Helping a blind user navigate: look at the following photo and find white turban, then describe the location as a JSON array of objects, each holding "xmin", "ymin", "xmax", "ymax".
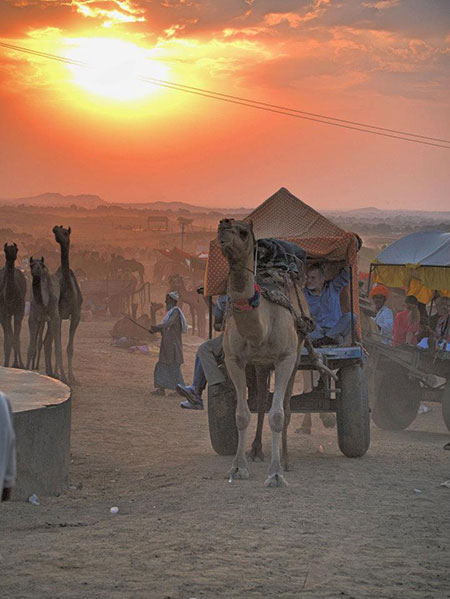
[{"xmin": 168, "ymin": 291, "xmax": 179, "ymax": 302}]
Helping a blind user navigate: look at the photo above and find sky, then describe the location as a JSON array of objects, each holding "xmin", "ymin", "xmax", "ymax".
[{"xmin": 0, "ymin": 0, "xmax": 449, "ymax": 210}]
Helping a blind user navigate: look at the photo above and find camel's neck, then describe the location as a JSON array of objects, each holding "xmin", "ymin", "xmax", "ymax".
[
  {"xmin": 226, "ymin": 245, "xmax": 265, "ymax": 340},
  {"xmin": 59, "ymin": 242, "xmax": 70, "ymax": 272},
  {"xmin": 4, "ymin": 259, "xmax": 16, "ymax": 303},
  {"xmin": 32, "ymin": 274, "xmax": 46, "ymax": 307},
  {"xmin": 227, "ymin": 249, "xmax": 255, "ymax": 300}
]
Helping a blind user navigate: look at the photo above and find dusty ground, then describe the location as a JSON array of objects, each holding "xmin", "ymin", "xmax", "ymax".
[{"xmin": 1, "ymin": 317, "xmax": 450, "ymax": 599}]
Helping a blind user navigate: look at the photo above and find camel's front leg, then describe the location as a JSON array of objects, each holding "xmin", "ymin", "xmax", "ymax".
[
  {"xmin": 265, "ymin": 353, "xmax": 298, "ymax": 488},
  {"xmin": 2, "ymin": 317, "xmax": 13, "ymax": 367},
  {"xmin": 225, "ymin": 356, "xmax": 250, "ymax": 480},
  {"xmin": 67, "ymin": 313, "xmax": 81, "ymax": 385},
  {"xmin": 12, "ymin": 312, "xmax": 24, "ymax": 368},
  {"xmin": 249, "ymin": 367, "xmax": 270, "ymax": 462},
  {"xmin": 281, "ymin": 361, "xmax": 299, "ymax": 472}
]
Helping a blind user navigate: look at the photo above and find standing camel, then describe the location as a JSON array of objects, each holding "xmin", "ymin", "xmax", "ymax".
[
  {"xmin": 168, "ymin": 274, "xmax": 206, "ymax": 337},
  {"xmin": 218, "ymin": 218, "xmax": 308, "ymax": 487},
  {"xmin": 26, "ymin": 257, "xmax": 67, "ymax": 382},
  {"xmin": 53, "ymin": 226, "xmax": 83, "ymax": 384},
  {"xmin": 110, "ymin": 254, "xmax": 145, "ymax": 286},
  {"xmin": 0, "ymin": 243, "xmax": 26, "ymax": 368}
]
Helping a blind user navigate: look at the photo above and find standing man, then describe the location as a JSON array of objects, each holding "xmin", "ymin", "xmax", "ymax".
[
  {"xmin": 150, "ymin": 291, "xmax": 187, "ymax": 396},
  {"xmin": 370, "ymin": 284, "xmax": 394, "ymax": 345},
  {"xmin": 0, "ymin": 391, "xmax": 16, "ymax": 501},
  {"xmin": 305, "ymin": 263, "xmax": 356, "ymax": 346}
]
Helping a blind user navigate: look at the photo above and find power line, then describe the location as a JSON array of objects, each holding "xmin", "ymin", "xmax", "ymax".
[{"xmin": 1, "ymin": 40, "xmax": 449, "ymax": 149}]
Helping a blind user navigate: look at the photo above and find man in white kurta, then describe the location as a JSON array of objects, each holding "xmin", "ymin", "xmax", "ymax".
[
  {"xmin": 370, "ymin": 284, "xmax": 394, "ymax": 345},
  {"xmin": 0, "ymin": 391, "xmax": 16, "ymax": 501}
]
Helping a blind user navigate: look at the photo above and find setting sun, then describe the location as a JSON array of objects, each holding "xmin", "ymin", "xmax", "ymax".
[{"xmin": 63, "ymin": 38, "xmax": 170, "ymax": 101}]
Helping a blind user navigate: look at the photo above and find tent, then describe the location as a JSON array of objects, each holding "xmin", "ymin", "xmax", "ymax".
[
  {"xmin": 204, "ymin": 187, "xmax": 361, "ymax": 295},
  {"xmin": 372, "ymin": 231, "xmax": 450, "ymax": 302}
]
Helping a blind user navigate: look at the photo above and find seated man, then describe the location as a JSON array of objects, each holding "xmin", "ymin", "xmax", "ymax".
[
  {"xmin": 177, "ymin": 295, "xmax": 228, "ymax": 410},
  {"xmin": 305, "ymin": 263, "xmax": 356, "ymax": 346},
  {"xmin": 370, "ymin": 284, "xmax": 394, "ymax": 345}
]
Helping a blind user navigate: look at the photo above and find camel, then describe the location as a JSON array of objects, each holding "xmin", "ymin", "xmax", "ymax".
[
  {"xmin": 109, "ymin": 302, "xmax": 163, "ymax": 344},
  {"xmin": 0, "ymin": 243, "xmax": 26, "ymax": 368},
  {"xmin": 168, "ymin": 274, "xmax": 206, "ymax": 337},
  {"xmin": 218, "ymin": 218, "xmax": 309, "ymax": 487},
  {"xmin": 53, "ymin": 225, "xmax": 83, "ymax": 384},
  {"xmin": 110, "ymin": 253, "xmax": 145, "ymax": 286},
  {"xmin": 26, "ymin": 257, "xmax": 67, "ymax": 382}
]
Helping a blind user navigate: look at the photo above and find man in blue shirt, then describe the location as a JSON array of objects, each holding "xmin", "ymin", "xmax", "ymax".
[{"xmin": 305, "ymin": 264, "xmax": 356, "ymax": 346}]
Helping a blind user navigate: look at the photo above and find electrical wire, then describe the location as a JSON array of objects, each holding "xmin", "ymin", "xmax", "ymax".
[{"xmin": 1, "ymin": 40, "xmax": 449, "ymax": 149}]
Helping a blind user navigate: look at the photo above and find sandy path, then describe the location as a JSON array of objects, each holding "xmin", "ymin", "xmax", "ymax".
[{"xmin": 1, "ymin": 318, "xmax": 450, "ymax": 599}]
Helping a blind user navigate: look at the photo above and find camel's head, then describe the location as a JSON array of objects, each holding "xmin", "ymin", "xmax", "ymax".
[
  {"xmin": 218, "ymin": 218, "xmax": 255, "ymax": 265},
  {"xmin": 4, "ymin": 242, "xmax": 18, "ymax": 262},
  {"xmin": 150, "ymin": 301, "xmax": 164, "ymax": 315},
  {"xmin": 29, "ymin": 256, "xmax": 47, "ymax": 278},
  {"xmin": 53, "ymin": 225, "xmax": 71, "ymax": 246},
  {"xmin": 168, "ymin": 273, "xmax": 182, "ymax": 288}
]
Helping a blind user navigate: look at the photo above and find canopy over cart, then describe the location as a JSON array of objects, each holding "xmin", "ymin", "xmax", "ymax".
[{"xmin": 371, "ymin": 230, "xmax": 450, "ymax": 303}]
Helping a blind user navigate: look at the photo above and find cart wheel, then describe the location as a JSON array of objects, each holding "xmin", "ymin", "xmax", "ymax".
[
  {"xmin": 371, "ymin": 370, "xmax": 421, "ymax": 430},
  {"xmin": 442, "ymin": 383, "xmax": 450, "ymax": 432},
  {"xmin": 336, "ymin": 364, "xmax": 370, "ymax": 458},
  {"xmin": 208, "ymin": 380, "xmax": 238, "ymax": 456}
]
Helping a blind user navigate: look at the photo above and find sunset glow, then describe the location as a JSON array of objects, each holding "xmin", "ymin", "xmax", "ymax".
[
  {"xmin": 64, "ymin": 38, "xmax": 169, "ymax": 101},
  {"xmin": 0, "ymin": 1, "xmax": 448, "ymax": 209}
]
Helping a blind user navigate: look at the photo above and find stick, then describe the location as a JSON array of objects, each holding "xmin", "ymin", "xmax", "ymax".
[{"xmin": 119, "ymin": 312, "xmax": 151, "ymax": 333}]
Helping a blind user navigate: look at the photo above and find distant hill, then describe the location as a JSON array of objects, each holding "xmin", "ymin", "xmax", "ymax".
[
  {"xmin": 0, "ymin": 192, "xmax": 107, "ymax": 208},
  {"xmin": 112, "ymin": 200, "xmax": 250, "ymax": 214}
]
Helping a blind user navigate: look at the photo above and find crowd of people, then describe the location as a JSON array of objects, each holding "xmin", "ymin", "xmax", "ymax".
[{"xmin": 370, "ymin": 285, "xmax": 450, "ymax": 349}]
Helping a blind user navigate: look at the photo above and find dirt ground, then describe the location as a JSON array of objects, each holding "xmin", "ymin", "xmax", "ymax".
[{"xmin": 1, "ymin": 317, "xmax": 450, "ymax": 599}]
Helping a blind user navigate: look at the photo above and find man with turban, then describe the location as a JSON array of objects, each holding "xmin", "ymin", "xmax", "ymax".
[
  {"xmin": 150, "ymin": 291, "xmax": 187, "ymax": 396},
  {"xmin": 370, "ymin": 284, "xmax": 394, "ymax": 345}
]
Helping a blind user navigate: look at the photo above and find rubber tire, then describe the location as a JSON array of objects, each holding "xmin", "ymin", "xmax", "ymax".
[
  {"xmin": 442, "ymin": 383, "xmax": 450, "ymax": 432},
  {"xmin": 336, "ymin": 364, "xmax": 370, "ymax": 458},
  {"xmin": 208, "ymin": 381, "xmax": 238, "ymax": 456},
  {"xmin": 371, "ymin": 369, "xmax": 421, "ymax": 431}
]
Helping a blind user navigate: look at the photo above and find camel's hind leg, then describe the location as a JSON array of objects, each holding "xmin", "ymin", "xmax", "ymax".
[
  {"xmin": 225, "ymin": 357, "xmax": 250, "ymax": 480},
  {"xmin": 265, "ymin": 353, "xmax": 298, "ymax": 488},
  {"xmin": 67, "ymin": 313, "xmax": 81, "ymax": 385}
]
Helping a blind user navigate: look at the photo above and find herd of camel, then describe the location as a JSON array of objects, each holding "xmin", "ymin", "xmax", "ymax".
[
  {"xmin": 0, "ymin": 222, "xmax": 210, "ymax": 386},
  {"xmin": 0, "ymin": 226, "xmax": 82, "ymax": 385}
]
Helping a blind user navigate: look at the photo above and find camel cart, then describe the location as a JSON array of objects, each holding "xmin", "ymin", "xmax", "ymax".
[
  {"xmin": 204, "ymin": 188, "xmax": 370, "ymax": 458},
  {"xmin": 365, "ymin": 231, "xmax": 450, "ymax": 431}
]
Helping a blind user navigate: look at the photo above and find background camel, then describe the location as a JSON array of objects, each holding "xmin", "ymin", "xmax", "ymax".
[
  {"xmin": 26, "ymin": 257, "xmax": 67, "ymax": 382},
  {"xmin": 0, "ymin": 243, "xmax": 26, "ymax": 368},
  {"xmin": 53, "ymin": 225, "xmax": 83, "ymax": 384},
  {"xmin": 168, "ymin": 274, "xmax": 206, "ymax": 337},
  {"xmin": 109, "ymin": 253, "xmax": 145, "ymax": 286},
  {"xmin": 218, "ymin": 218, "xmax": 308, "ymax": 487}
]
